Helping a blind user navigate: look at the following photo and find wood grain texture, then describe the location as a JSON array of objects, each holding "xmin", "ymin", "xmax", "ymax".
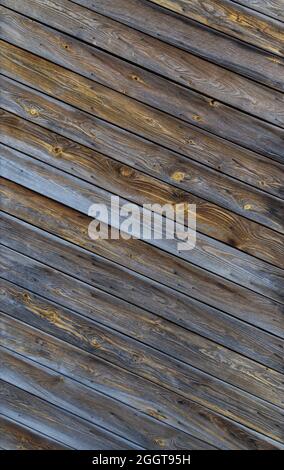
[
  {"xmin": 2, "ymin": 82, "xmax": 284, "ymax": 273},
  {"xmin": 1, "ymin": 242, "xmax": 283, "ymax": 408},
  {"xmin": 1, "ymin": 180, "xmax": 283, "ymax": 373},
  {"xmin": 1, "ymin": 0, "xmax": 283, "ymax": 450},
  {"xmin": 1, "ymin": 312, "xmax": 281, "ymax": 450},
  {"xmin": 1, "ymin": 347, "xmax": 213, "ymax": 450},
  {"xmin": 2, "ymin": 0, "xmax": 284, "ymax": 119},
  {"xmin": 1, "ymin": 308, "xmax": 283, "ymax": 448},
  {"xmin": 70, "ymin": 0, "xmax": 284, "ymax": 91},
  {"xmin": 2, "ymin": 55, "xmax": 283, "ymax": 204},
  {"xmin": 1, "ymin": 152, "xmax": 284, "ymax": 337},
  {"xmin": 2, "ymin": 40, "xmax": 283, "ymax": 173},
  {"xmin": 0, "ymin": 414, "xmax": 71, "ymax": 450},
  {"xmin": 1, "ymin": 122, "xmax": 284, "ymax": 304},
  {"xmin": 2, "ymin": 8, "xmax": 284, "ymax": 148},
  {"xmin": 231, "ymin": 0, "xmax": 284, "ymax": 22},
  {"xmin": 146, "ymin": 0, "xmax": 284, "ymax": 55},
  {"xmin": 0, "ymin": 378, "xmax": 141, "ymax": 450}
]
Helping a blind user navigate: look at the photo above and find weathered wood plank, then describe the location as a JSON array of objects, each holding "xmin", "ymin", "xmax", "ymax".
[
  {"xmin": 1, "ymin": 182, "xmax": 283, "ymax": 372},
  {"xmin": 232, "ymin": 0, "xmax": 284, "ymax": 22},
  {"xmin": 2, "ymin": 0, "xmax": 284, "ymax": 119},
  {"xmin": 1, "ymin": 107, "xmax": 283, "ymax": 253},
  {"xmin": 2, "ymin": 84, "xmax": 284, "ymax": 272},
  {"xmin": 2, "ymin": 41, "xmax": 283, "ymax": 172},
  {"xmin": 1, "ymin": 126, "xmax": 284, "ymax": 302},
  {"xmin": 0, "ymin": 378, "xmax": 141, "ymax": 450},
  {"xmin": 0, "ymin": 414, "xmax": 72, "ymax": 450},
  {"xmin": 1, "ymin": 247, "xmax": 283, "ymax": 408},
  {"xmin": 145, "ymin": 0, "xmax": 284, "ymax": 55},
  {"xmin": 1, "ymin": 312, "xmax": 280, "ymax": 450},
  {"xmin": 2, "ymin": 111, "xmax": 283, "ymax": 241},
  {"xmin": 0, "ymin": 347, "xmax": 215, "ymax": 450},
  {"xmin": 1, "ymin": 11, "xmax": 284, "ymax": 162},
  {"xmin": 1, "ymin": 310, "xmax": 283, "ymax": 445},
  {"xmin": 1, "ymin": 144, "xmax": 284, "ymax": 314},
  {"xmin": 70, "ymin": 0, "xmax": 284, "ymax": 90}
]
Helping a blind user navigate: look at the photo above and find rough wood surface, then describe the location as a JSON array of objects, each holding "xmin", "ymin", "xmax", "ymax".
[
  {"xmin": 1, "ymin": 0, "xmax": 283, "ymax": 449},
  {"xmin": 1, "ymin": 180, "xmax": 283, "ymax": 373},
  {"xmin": 2, "ymin": 1, "xmax": 284, "ymax": 117},
  {"xmin": 0, "ymin": 414, "xmax": 72, "ymax": 450},
  {"xmin": 0, "ymin": 315, "xmax": 282, "ymax": 448},
  {"xmin": 231, "ymin": 0, "xmax": 284, "ymax": 22},
  {"xmin": 146, "ymin": 0, "xmax": 284, "ymax": 55}
]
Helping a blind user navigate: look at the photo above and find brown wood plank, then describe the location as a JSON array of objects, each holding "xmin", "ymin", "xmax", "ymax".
[
  {"xmin": 2, "ymin": 1, "xmax": 284, "ymax": 119},
  {"xmin": 0, "ymin": 346, "xmax": 215, "ymax": 450},
  {"xmin": 232, "ymin": 0, "xmax": 284, "ymax": 22},
  {"xmin": 1, "ymin": 243, "xmax": 283, "ymax": 409},
  {"xmin": 1, "ymin": 124, "xmax": 284, "ymax": 303},
  {"xmin": 1, "ymin": 181, "xmax": 283, "ymax": 372},
  {"xmin": 2, "ymin": 40, "xmax": 283, "ymax": 174},
  {"xmin": 1, "ymin": 307, "xmax": 284, "ymax": 445},
  {"xmin": 2, "ymin": 111, "xmax": 283, "ymax": 239},
  {"xmin": 2, "ymin": 84, "xmax": 284, "ymax": 273},
  {"xmin": 70, "ymin": 0, "xmax": 284, "ymax": 90},
  {"xmin": 1, "ymin": 9, "xmax": 284, "ymax": 160},
  {"xmin": 1, "ymin": 142, "xmax": 284, "ymax": 310},
  {"xmin": 1, "ymin": 312, "xmax": 280, "ymax": 450},
  {"xmin": 145, "ymin": 0, "xmax": 284, "ymax": 55},
  {"xmin": 0, "ymin": 378, "xmax": 141, "ymax": 450},
  {"xmin": 0, "ymin": 414, "xmax": 72, "ymax": 450}
]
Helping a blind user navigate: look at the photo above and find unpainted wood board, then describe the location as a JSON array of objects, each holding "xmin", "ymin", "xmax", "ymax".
[
  {"xmin": 0, "ymin": 414, "xmax": 71, "ymax": 450},
  {"xmin": 1, "ymin": 311, "xmax": 280, "ymax": 450},
  {"xmin": 145, "ymin": 0, "xmax": 284, "ymax": 55},
  {"xmin": 2, "ymin": 82, "xmax": 284, "ymax": 272},
  {"xmin": 1, "ymin": 309, "xmax": 284, "ymax": 445},
  {"xmin": 232, "ymin": 0, "xmax": 284, "ymax": 21},
  {"xmin": 70, "ymin": 0, "xmax": 284, "ymax": 90},
  {"xmin": 1, "ymin": 151, "xmax": 283, "ymax": 336},
  {"xmin": 2, "ymin": 41, "xmax": 283, "ymax": 173},
  {"xmin": 2, "ymin": 10, "xmax": 284, "ymax": 159},
  {"xmin": 0, "ymin": 378, "xmax": 141, "ymax": 450},
  {"xmin": 1, "ymin": 181, "xmax": 283, "ymax": 372},
  {"xmin": 0, "ymin": 347, "xmax": 215, "ymax": 450},
  {"xmin": 2, "ymin": 110, "xmax": 284, "ymax": 251},
  {"xmin": 1, "ymin": 130, "xmax": 284, "ymax": 304},
  {"xmin": 1, "ymin": 244, "xmax": 283, "ymax": 409},
  {"xmin": 2, "ymin": 0, "xmax": 284, "ymax": 117}
]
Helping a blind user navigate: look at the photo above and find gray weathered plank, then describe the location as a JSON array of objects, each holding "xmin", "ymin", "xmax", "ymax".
[
  {"xmin": 1, "ymin": 311, "xmax": 281, "ymax": 449},
  {"xmin": 145, "ymin": 0, "xmax": 284, "ymax": 55},
  {"xmin": 0, "ymin": 347, "xmax": 215, "ymax": 450},
  {"xmin": 0, "ymin": 414, "xmax": 72, "ymax": 450},
  {"xmin": 1, "ymin": 181, "xmax": 283, "ymax": 372},
  {"xmin": 1, "ymin": 310, "xmax": 283, "ymax": 444},
  {"xmin": 2, "ymin": 0, "xmax": 284, "ymax": 118},
  {"xmin": 0, "ymin": 378, "xmax": 141, "ymax": 450}
]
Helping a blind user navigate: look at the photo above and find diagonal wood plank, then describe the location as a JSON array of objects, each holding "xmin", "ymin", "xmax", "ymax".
[
  {"xmin": 1, "ymin": 182, "xmax": 283, "ymax": 372},
  {"xmin": 0, "ymin": 378, "xmax": 141, "ymax": 450},
  {"xmin": 1, "ymin": 311, "xmax": 281, "ymax": 450},
  {"xmin": 145, "ymin": 0, "xmax": 284, "ymax": 55},
  {"xmin": 2, "ymin": 143, "xmax": 284, "ymax": 311},
  {"xmin": 1, "ymin": 246, "xmax": 283, "ymax": 406},
  {"xmin": 2, "ymin": 81, "xmax": 284, "ymax": 271},
  {"xmin": 69, "ymin": 0, "xmax": 284, "ymax": 90},
  {"xmin": 1, "ymin": 10, "xmax": 284, "ymax": 157},
  {"xmin": 1, "ymin": 347, "xmax": 212, "ymax": 449},
  {"xmin": 1, "ymin": 308, "xmax": 283, "ymax": 444},
  {"xmin": 0, "ymin": 414, "xmax": 72, "ymax": 450},
  {"xmin": 231, "ymin": 0, "xmax": 284, "ymax": 22},
  {"xmin": 2, "ymin": 0, "xmax": 284, "ymax": 117},
  {"xmin": 2, "ymin": 40, "xmax": 283, "ymax": 171}
]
